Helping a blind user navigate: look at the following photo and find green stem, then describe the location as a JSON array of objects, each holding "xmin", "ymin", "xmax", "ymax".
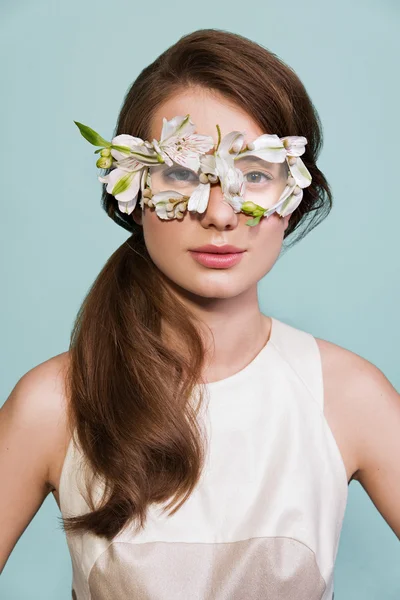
[{"xmin": 215, "ymin": 124, "xmax": 221, "ymax": 152}]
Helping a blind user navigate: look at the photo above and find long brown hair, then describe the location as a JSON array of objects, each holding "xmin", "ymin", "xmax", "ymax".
[{"xmin": 62, "ymin": 28, "xmax": 333, "ymax": 539}]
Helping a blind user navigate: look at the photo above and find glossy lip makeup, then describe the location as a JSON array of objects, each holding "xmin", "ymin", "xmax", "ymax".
[{"xmin": 189, "ymin": 245, "xmax": 246, "ymax": 269}]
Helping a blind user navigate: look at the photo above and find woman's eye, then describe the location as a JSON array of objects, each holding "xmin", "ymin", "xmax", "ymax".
[
  {"xmin": 245, "ymin": 171, "xmax": 272, "ymax": 184},
  {"xmin": 165, "ymin": 168, "xmax": 198, "ymax": 182}
]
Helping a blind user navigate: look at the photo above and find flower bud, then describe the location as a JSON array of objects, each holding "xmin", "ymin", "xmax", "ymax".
[
  {"xmin": 166, "ymin": 203, "xmax": 174, "ymax": 211},
  {"xmin": 246, "ymin": 142, "xmax": 255, "ymax": 151},
  {"xmin": 241, "ymin": 201, "xmax": 258, "ymax": 212},
  {"xmin": 199, "ymin": 173, "xmax": 209, "ymax": 184},
  {"xmin": 96, "ymin": 156, "xmax": 113, "ymax": 169},
  {"xmin": 208, "ymin": 174, "xmax": 218, "ymax": 183},
  {"xmin": 100, "ymin": 148, "xmax": 111, "ymax": 157},
  {"xmin": 177, "ymin": 202, "xmax": 187, "ymax": 212},
  {"xmin": 142, "ymin": 188, "xmax": 152, "ymax": 198}
]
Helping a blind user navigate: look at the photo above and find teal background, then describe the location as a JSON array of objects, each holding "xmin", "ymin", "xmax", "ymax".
[{"xmin": 1, "ymin": 0, "xmax": 399, "ymax": 597}]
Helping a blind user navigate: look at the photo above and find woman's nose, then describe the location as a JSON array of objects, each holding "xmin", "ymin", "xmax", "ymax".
[{"xmin": 198, "ymin": 182, "xmax": 239, "ymax": 230}]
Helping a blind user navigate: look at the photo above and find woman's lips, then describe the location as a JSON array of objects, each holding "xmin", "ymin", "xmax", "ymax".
[{"xmin": 189, "ymin": 251, "xmax": 245, "ymax": 268}]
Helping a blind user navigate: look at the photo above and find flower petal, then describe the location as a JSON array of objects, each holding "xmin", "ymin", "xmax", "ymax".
[
  {"xmin": 114, "ymin": 157, "xmax": 143, "ymax": 172},
  {"xmin": 219, "ymin": 166, "xmax": 245, "ymax": 206},
  {"xmin": 277, "ymin": 188, "xmax": 303, "ymax": 217},
  {"xmin": 241, "ymin": 134, "xmax": 287, "ymax": 163},
  {"xmin": 112, "ymin": 134, "xmax": 144, "ymax": 147},
  {"xmin": 151, "ymin": 190, "xmax": 187, "ymax": 220},
  {"xmin": 116, "ymin": 144, "xmax": 159, "ymax": 166},
  {"xmin": 153, "ymin": 202, "xmax": 170, "ymax": 220},
  {"xmin": 160, "ymin": 115, "xmax": 196, "ymax": 142},
  {"xmin": 226, "ymin": 195, "xmax": 243, "ymax": 212},
  {"xmin": 110, "ymin": 134, "xmax": 145, "ymax": 161},
  {"xmin": 215, "ymin": 153, "xmax": 230, "ymax": 178},
  {"xmin": 183, "ymin": 134, "xmax": 215, "ymax": 153},
  {"xmin": 166, "ymin": 149, "xmax": 200, "ymax": 172},
  {"xmin": 218, "ymin": 131, "xmax": 245, "ymax": 159},
  {"xmin": 118, "ymin": 195, "xmax": 138, "ymax": 215},
  {"xmin": 200, "ymin": 154, "xmax": 217, "ymax": 175},
  {"xmin": 288, "ymin": 157, "xmax": 312, "ymax": 188},
  {"xmin": 107, "ymin": 168, "xmax": 142, "ymax": 202},
  {"xmin": 214, "ymin": 132, "xmax": 246, "ymax": 178},
  {"xmin": 140, "ymin": 167, "xmax": 148, "ymax": 192},
  {"xmin": 152, "ymin": 140, "xmax": 173, "ymax": 166},
  {"xmin": 188, "ymin": 183, "xmax": 210, "ymax": 213},
  {"xmin": 151, "ymin": 190, "xmax": 187, "ymax": 203},
  {"xmin": 281, "ymin": 136, "xmax": 308, "ymax": 157},
  {"xmin": 261, "ymin": 184, "xmax": 294, "ymax": 216}
]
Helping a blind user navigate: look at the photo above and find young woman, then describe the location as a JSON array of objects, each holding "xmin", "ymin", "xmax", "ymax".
[{"xmin": 1, "ymin": 28, "xmax": 399, "ymax": 600}]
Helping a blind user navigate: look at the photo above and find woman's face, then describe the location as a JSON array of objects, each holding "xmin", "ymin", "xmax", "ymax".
[{"xmin": 132, "ymin": 88, "xmax": 291, "ymax": 300}]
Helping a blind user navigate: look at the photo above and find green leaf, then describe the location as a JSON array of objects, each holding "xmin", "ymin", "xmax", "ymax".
[
  {"xmin": 94, "ymin": 148, "xmax": 103, "ymax": 154},
  {"xmin": 74, "ymin": 121, "xmax": 111, "ymax": 147},
  {"xmin": 112, "ymin": 172, "xmax": 135, "ymax": 196},
  {"xmin": 245, "ymin": 215, "xmax": 262, "ymax": 227}
]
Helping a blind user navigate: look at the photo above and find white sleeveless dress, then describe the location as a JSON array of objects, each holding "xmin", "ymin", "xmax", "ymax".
[{"xmin": 59, "ymin": 316, "xmax": 348, "ymax": 599}]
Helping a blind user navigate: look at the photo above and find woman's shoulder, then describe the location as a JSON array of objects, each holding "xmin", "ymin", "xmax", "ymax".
[
  {"xmin": 315, "ymin": 335, "xmax": 400, "ymax": 536},
  {"xmin": 4, "ymin": 351, "xmax": 72, "ymax": 493},
  {"xmin": 314, "ymin": 335, "xmax": 379, "ymax": 392},
  {"xmin": 314, "ymin": 335, "xmax": 398, "ymax": 478},
  {"xmin": 0, "ymin": 352, "xmax": 73, "ymax": 566},
  {"xmin": 12, "ymin": 350, "xmax": 71, "ymax": 420}
]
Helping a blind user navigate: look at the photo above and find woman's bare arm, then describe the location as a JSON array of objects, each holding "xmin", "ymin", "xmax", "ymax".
[
  {"xmin": 318, "ymin": 338, "xmax": 400, "ymax": 539},
  {"xmin": 348, "ymin": 356, "xmax": 400, "ymax": 539},
  {"xmin": 0, "ymin": 353, "xmax": 69, "ymax": 573}
]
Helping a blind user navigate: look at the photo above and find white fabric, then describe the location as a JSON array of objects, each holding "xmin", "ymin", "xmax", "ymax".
[{"xmin": 59, "ymin": 316, "xmax": 348, "ymax": 599}]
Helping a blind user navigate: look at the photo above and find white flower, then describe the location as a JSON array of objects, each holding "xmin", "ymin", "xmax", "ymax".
[
  {"xmin": 99, "ymin": 166, "xmax": 145, "ymax": 214},
  {"xmin": 110, "ymin": 134, "xmax": 148, "ymax": 161},
  {"xmin": 238, "ymin": 133, "xmax": 312, "ymax": 220},
  {"xmin": 216, "ymin": 130, "xmax": 245, "ymax": 168},
  {"xmin": 151, "ymin": 191, "xmax": 188, "ymax": 220},
  {"xmin": 263, "ymin": 183, "xmax": 303, "ymax": 218},
  {"xmin": 199, "ymin": 154, "xmax": 217, "ymax": 176},
  {"xmin": 220, "ymin": 166, "xmax": 246, "ymax": 212},
  {"xmin": 150, "ymin": 182, "xmax": 211, "ymax": 220},
  {"xmin": 196, "ymin": 130, "xmax": 247, "ymax": 213},
  {"xmin": 261, "ymin": 155, "xmax": 312, "ymax": 219},
  {"xmin": 287, "ymin": 156, "xmax": 312, "ymax": 188},
  {"xmin": 272, "ymin": 153, "xmax": 312, "ymax": 217},
  {"xmin": 281, "ymin": 136, "xmax": 307, "ymax": 157},
  {"xmin": 277, "ymin": 186, "xmax": 304, "ymax": 217},
  {"xmin": 77, "ymin": 116, "xmax": 314, "ymax": 224},
  {"xmin": 139, "ymin": 170, "xmax": 151, "ymax": 210},
  {"xmin": 151, "ymin": 115, "xmax": 215, "ymax": 171},
  {"xmin": 187, "ymin": 182, "xmax": 211, "ymax": 214},
  {"xmin": 239, "ymin": 134, "xmax": 287, "ymax": 163}
]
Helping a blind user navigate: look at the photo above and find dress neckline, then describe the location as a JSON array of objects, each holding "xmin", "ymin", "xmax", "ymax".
[{"xmin": 197, "ymin": 316, "xmax": 277, "ymax": 391}]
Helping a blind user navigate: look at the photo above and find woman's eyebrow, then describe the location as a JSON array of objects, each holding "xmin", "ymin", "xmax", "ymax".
[{"xmin": 235, "ymin": 155, "xmax": 276, "ymax": 166}]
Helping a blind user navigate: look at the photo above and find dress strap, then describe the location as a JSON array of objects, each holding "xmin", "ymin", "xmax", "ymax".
[{"xmin": 270, "ymin": 316, "xmax": 324, "ymax": 411}]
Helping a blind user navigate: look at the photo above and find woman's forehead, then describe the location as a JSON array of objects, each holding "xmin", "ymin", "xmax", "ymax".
[{"xmin": 149, "ymin": 90, "xmax": 265, "ymax": 144}]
